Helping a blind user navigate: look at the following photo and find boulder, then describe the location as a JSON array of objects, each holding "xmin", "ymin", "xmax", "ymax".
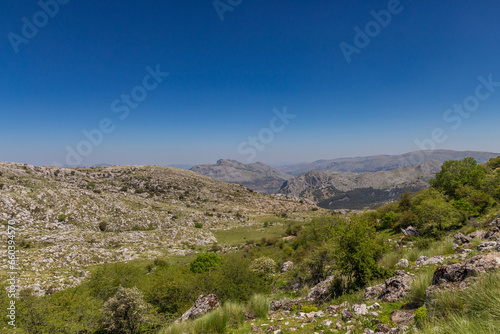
[
  {"xmin": 352, "ymin": 304, "xmax": 368, "ymax": 316},
  {"xmin": 364, "ymin": 283, "xmax": 385, "ymax": 300},
  {"xmin": 454, "ymin": 232, "xmax": 471, "ymax": 244},
  {"xmin": 269, "ymin": 298, "xmax": 302, "ymax": 311},
  {"xmin": 305, "ymin": 276, "xmax": 335, "ymax": 302},
  {"xmin": 379, "ymin": 272, "xmax": 413, "ymax": 303},
  {"xmin": 415, "ymin": 255, "xmax": 444, "ymax": 266},
  {"xmin": 485, "ymin": 227, "xmax": 500, "ymax": 240},
  {"xmin": 401, "ymin": 226, "xmax": 420, "ymax": 237},
  {"xmin": 280, "ymin": 261, "xmax": 294, "ymax": 273},
  {"xmin": 395, "ymin": 259, "xmax": 409, "ymax": 268},
  {"xmin": 375, "ymin": 324, "xmax": 391, "ymax": 333},
  {"xmin": 468, "ymin": 230, "xmax": 486, "ymax": 240},
  {"xmin": 432, "ymin": 252, "xmax": 500, "ymax": 285},
  {"xmin": 390, "ymin": 310, "xmax": 415, "ymax": 325},
  {"xmin": 177, "ymin": 294, "xmax": 220, "ymax": 322},
  {"xmin": 477, "ymin": 241, "xmax": 498, "ymax": 252}
]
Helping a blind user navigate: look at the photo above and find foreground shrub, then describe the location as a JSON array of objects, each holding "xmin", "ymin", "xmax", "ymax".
[
  {"xmin": 102, "ymin": 286, "xmax": 152, "ymax": 334},
  {"xmin": 247, "ymin": 294, "xmax": 269, "ymax": 319}
]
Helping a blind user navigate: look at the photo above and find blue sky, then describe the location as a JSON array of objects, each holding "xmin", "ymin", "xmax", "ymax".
[{"xmin": 1, "ymin": 0, "xmax": 499, "ymax": 166}]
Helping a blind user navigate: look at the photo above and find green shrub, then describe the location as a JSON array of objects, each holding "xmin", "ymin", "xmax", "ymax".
[
  {"xmin": 190, "ymin": 253, "xmax": 222, "ymax": 274},
  {"xmin": 301, "ymin": 304, "xmax": 318, "ymax": 313},
  {"xmin": 194, "ymin": 222, "xmax": 203, "ymax": 228},
  {"xmin": 414, "ymin": 307, "xmax": 428, "ymax": 328},
  {"xmin": 249, "ymin": 257, "xmax": 277, "ymax": 280},
  {"xmin": 101, "ymin": 286, "xmax": 152, "ymax": 334},
  {"xmin": 57, "ymin": 214, "xmax": 67, "ymax": 222}
]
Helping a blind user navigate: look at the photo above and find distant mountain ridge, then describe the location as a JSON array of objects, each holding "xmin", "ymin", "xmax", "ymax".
[
  {"xmin": 190, "ymin": 159, "xmax": 292, "ymax": 193},
  {"xmin": 279, "ymin": 160, "xmax": 443, "ymax": 209},
  {"xmin": 277, "ymin": 150, "xmax": 500, "ymax": 176}
]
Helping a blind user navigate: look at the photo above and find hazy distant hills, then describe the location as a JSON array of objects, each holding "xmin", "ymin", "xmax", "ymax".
[
  {"xmin": 190, "ymin": 159, "xmax": 292, "ymax": 194},
  {"xmin": 191, "ymin": 150, "xmax": 500, "ymax": 209},
  {"xmin": 276, "ymin": 150, "xmax": 500, "ymax": 176},
  {"xmin": 279, "ymin": 160, "xmax": 443, "ymax": 209}
]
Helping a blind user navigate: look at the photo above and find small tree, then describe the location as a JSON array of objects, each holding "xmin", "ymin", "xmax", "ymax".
[
  {"xmin": 249, "ymin": 257, "xmax": 277, "ymax": 280},
  {"xmin": 102, "ymin": 286, "xmax": 151, "ymax": 334},
  {"xmin": 190, "ymin": 253, "xmax": 222, "ymax": 273}
]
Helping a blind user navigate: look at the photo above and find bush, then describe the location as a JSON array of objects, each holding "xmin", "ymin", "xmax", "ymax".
[
  {"xmin": 190, "ymin": 253, "xmax": 222, "ymax": 273},
  {"xmin": 249, "ymin": 257, "xmax": 277, "ymax": 280},
  {"xmin": 57, "ymin": 214, "xmax": 67, "ymax": 222},
  {"xmin": 102, "ymin": 286, "xmax": 152, "ymax": 334},
  {"xmin": 194, "ymin": 222, "xmax": 203, "ymax": 228}
]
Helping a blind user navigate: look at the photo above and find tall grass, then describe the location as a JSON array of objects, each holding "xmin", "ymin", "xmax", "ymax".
[
  {"xmin": 420, "ymin": 271, "xmax": 500, "ymax": 334},
  {"xmin": 247, "ymin": 294, "xmax": 269, "ymax": 319},
  {"xmin": 408, "ymin": 267, "xmax": 435, "ymax": 306},
  {"xmin": 159, "ymin": 298, "xmax": 255, "ymax": 334}
]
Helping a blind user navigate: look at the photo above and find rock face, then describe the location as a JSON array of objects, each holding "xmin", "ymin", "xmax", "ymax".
[
  {"xmin": 280, "ymin": 261, "xmax": 294, "ymax": 273},
  {"xmin": 177, "ymin": 294, "xmax": 220, "ymax": 322},
  {"xmin": 484, "ymin": 227, "xmax": 499, "ymax": 240},
  {"xmin": 401, "ymin": 226, "xmax": 420, "ymax": 237},
  {"xmin": 432, "ymin": 252, "xmax": 500, "ymax": 285},
  {"xmin": 365, "ymin": 271, "xmax": 412, "ymax": 303},
  {"xmin": 305, "ymin": 276, "xmax": 335, "ymax": 302},
  {"xmin": 468, "ymin": 230, "xmax": 486, "ymax": 240}
]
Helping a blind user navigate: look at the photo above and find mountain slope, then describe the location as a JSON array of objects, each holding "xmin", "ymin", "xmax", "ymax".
[
  {"xmin": 190, "ymin": 159, "xmax": 293, "ymax": 193},
  {"xmin": 280, "ymin": 160, "xmax": 443, "ymax": 209},
  {"xmin": 0, "ymin": 162, "xmax": 316, "ymax": 294},
  {"xmin": 277, "ymin": 150, "xmax": 500, "ymax": 176}
]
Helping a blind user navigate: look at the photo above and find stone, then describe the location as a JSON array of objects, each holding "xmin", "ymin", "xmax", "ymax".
[
  {"xmin": 477, "ymin": 241, "xmax": 498, "ymax": 252},
  {"xmin": 306, "ymin": 276, "xmax": 335, "ymax": 302},
  {"xmin": 379, "ymin": 273, "xmax": 413, "ymax": 302},
  {"xmin": 369, "ymin": 311, "xmax": 379, "ymax": 317},
  {"xmin": 415, "ymin": 255, "xmax": 444, "ymax": 266},
  {"xmin": 280, "ymin": 261, "xmax": 294, "ymax": 273},
  {"xmin": 324, "ymin": 319, "xmax": 333, "ymax": 327},
  {"xmin": 454, "ymin": 232, "xmax": 471, "ymax": 244},
  {"xmin": 390, "ymin": 310, "xmax": 415, "ymax": 325},
  {"xmin": 364, "ymin": 283, "xmax": 385, "ymax": 300},
  {"xmin": 468, "ymin": 230, "xmax": 486, "ymax": 240},
  {"xmin": 177, "ymin": 294, "xmax": 220, "ymax": 322},
  {"xmin": 269, "ymin": 298, "xmax": 302, "ymax": 311},
  {"xmin": 265, "ymin": 325, "xmax": 281, "ymax": 333},
  {"xmin": 341, "ymin": 308, "xmax": 353, "ymax": 321},
  {"xmin": 368, "ymin": 302, "xmax": 381, "ymax": 310},
  {"xmin": 251, "ymin": 325, "xmax": 262, "ymax": 332},
  {"xmin": 432, "ymin": 252, "xmax": 500, "ymax": 285},
  {"xmin": 395, "ymin": 259, "xmax": 409, "ymax": 268},
  {"xmin": 375, "ymin": 324, "xmax": 391, "ymax": 333},
  {"xmin": 363, "ymin": 329, "xmax": 375, "ymax": 334},
  {"xmin": 485, "ymin": 227, "xmax": 500, "ymax": 240},
  {"xmin": 401, "ymin": 226, "xmax": 420, "ymax": 236},
  {"xmin": 353, "ymin": 304, "xmax": 368, "ymax": 316}
]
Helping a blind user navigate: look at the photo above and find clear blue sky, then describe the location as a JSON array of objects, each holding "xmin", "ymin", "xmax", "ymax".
[{"xmin": 1, "ymin": 0, "xmax": 499, "ymax": 166}]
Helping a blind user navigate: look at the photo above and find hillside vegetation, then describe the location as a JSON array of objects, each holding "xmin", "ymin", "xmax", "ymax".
[{"xmin": 1, "ymin": 155, "xmax": 500, "ymax": 333}]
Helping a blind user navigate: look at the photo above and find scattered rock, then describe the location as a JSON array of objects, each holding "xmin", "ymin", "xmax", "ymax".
[
  {"xmin": 363, "ymin": 329, "xmax": 375, "ymax": 334},
  {"xmin": 395, "ymin": 259, "xmax": 409, "ymax": 268},
  {"xmin": 454, "ymin": 232, "xmax": 471, "ymax": 244},
  {"xmin": 269, "ymin": 298, "xmax": 302, "ymax": 311},
  {"xmin": 266, "ymin": 325, "xmax": 281, "ymax": 333},
  {"xmin": 478, "ymin": 241, "xmax": 498, "ymax": 252},
  {"xmin": 368, "ymin": 302, "xmax": 381, "ymax": 310},
  {"xmin": 390, "ymin": 310, "xmax": 415, "ymax": 325},
  {"xmin": 177, "ymin": 294, "xmax": 220, "ymax": 322},
  {"xmin": 324, "ymin": 319, "xmax": 333, "ymax": 327},
  {"xmin": 280, "ymin": 261, "xmax": 294, "ymax": 273},
  {"xmin": 401, "ymin": 226, "xmax": 420, "ymax": 236},
  {"xmin": 415, "ymin": 255, "xmax": 444, "ymax": 266},
  {"xmin": 375, "ymin": 324, "xmax": 391, "ymax": 333},
  {"xmin": 251, "ymin": 325, "xmax": 262, "ymax": 332},
  {"xmin": 341, "ymin": 308, "xmax": 353, "ymax": 321}
]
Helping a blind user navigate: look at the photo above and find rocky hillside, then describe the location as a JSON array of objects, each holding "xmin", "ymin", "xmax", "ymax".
[
  {"xmin": 0, "ymin": 162, "xmax": 316, "ymax": 294},
  {"xmin": 190, "ymin": 159, "xmax": 292, "ymax": 193},
  {"xmin": 277, "ymin": 150, "xmax": 499, "ymax": 176},
  {"xmin": 279, "ymin": 160, "xmax": 443, "ymax": 209}
]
